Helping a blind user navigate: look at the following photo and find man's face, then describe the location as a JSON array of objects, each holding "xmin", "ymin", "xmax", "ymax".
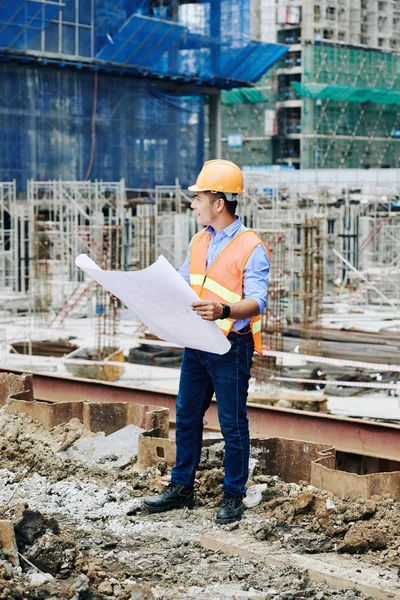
[{"xmin": 191, "ymin": 192, "xmax": 218, "ymax": 227}]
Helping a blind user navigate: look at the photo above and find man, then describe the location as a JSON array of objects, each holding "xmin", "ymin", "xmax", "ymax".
[{"xmin": 144, "ymin": 159, "xmax": 270, "ymax": 524}]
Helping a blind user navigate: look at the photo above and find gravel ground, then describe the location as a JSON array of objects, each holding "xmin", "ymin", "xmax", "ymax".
[{"xmin": 1, "ymin": 411, "xmax": 399, "ymax": 600}]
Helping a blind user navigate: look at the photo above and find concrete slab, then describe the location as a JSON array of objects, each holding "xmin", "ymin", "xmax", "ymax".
[
  {"xmin": 201, "ymin": 531, "xmax": 400, "ymax": 600},
  {"xmin": 58, "ymin": 424, "xmax": 145, "ymax": 468},
  {"xmin": 137, "ymin": 432, "xmax": 176, "ymax": 470}
]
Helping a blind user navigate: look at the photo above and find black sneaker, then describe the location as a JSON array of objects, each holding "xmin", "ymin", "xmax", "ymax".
[
  {"xmin": 143, "ymin": 482, "xmax": 195, "ymax": 513},
  {"xmin": 216, "ymin": 493, "xmax": 245, "ymax": 524}
]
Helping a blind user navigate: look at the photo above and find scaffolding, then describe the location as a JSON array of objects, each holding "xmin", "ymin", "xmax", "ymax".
[
  {"xmin": 281, "ymin": 0, "xmax": 400, "ymax": 169},
  {"xmin": 299, "ymin": 43, "xmax": 400, "ymax": 169},
  {"xmin": 219, "ymin": 71, "xmax": 277, "ymax": 166},
  {"xmin": 0, "ymin": 182, "xmax": 17, "ymax": 293},
  {"xmin": 223, "ymin": 0, "xmax": 400, "ymax": 169},
  {"xmin": 251, "ymin": 229, "xmax": 287, "ymax": 387},
  {"xmin": 154, "ymin": 185, "xmax": 196, "ymax": 269},
  {"xmin": 2, "ymin": 176, "xmax": 400, "ymax": 378},
  {"xmin": 23, "ymin": 180, "xmax": 126, "ymax": 358}
]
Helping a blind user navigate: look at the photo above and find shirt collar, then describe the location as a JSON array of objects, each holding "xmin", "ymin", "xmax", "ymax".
[{"xmin": 205, "ymin": 216, "xmax": 242, "ymax": 238}]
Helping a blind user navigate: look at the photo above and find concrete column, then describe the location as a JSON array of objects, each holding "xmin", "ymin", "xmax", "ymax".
[{"xmin": 208, "ymin": 91, "xmax": 222, "ymax": 159}]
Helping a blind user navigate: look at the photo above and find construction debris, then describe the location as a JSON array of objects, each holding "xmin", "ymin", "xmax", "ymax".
[{"xmin": 2, "ymin": 410, "xmax": 400, "ymax": 599}]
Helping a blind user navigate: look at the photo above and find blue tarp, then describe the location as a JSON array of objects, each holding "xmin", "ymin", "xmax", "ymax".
[
  {"xmin": 0, "ymin": 1, "xmax": 287, "ymax": 88},
  {"xmin": 0, "ymin": 62, "xmax": 204, "ymax": 190},
  {"xmin": 96, "ymin": 14, "xmax": 187, "ymax": 68},
  {"xmin": 96, "ymin": 13, "xmax": 287, "ymax": 86}
]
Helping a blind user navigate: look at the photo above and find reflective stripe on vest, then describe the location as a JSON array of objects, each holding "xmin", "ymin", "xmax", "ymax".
[
  {"xmin": 190, "ymin": 274, "xmax": 241, "ymax": 304},
  {"xmin": 189, "ymin": 228, "xmax": 269, "ymax": 354},
  {"xmin": 216, "ymin": 318, "xmax": 232, "ymax": 332}
]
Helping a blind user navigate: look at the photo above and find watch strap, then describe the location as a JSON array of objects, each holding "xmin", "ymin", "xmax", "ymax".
[{"xmin": 221, "ymin": 303, "xmax": 231, "ymax": 319}]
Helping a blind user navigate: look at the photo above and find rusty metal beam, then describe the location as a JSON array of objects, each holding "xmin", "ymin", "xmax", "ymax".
[{"xmin": 2, "ymin": 368, "xmax": 400, "ymax": 461}]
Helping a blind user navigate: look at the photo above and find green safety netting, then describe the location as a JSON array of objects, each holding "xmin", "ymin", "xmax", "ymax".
[
  {"xmin": 291, "ymin": 82, "xmax": 400, "ymax": 106},
  {"xmin": 222, "ymin": 87, "xmax": 270, "ymax": 105}
]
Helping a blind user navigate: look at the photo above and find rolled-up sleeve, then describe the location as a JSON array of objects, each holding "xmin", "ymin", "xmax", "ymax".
[{"xmin": 243, "ymin": 244, "xmax": 270, "ymax": 314}]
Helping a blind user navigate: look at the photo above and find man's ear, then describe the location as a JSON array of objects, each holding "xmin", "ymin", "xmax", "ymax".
[{"xmin": 216, "ymin": 197, "xmax": 225, "ymax": 212}]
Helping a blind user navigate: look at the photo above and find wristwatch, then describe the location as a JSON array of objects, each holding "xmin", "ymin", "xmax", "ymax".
[{"xmin": 221, "ymin": 303, "xmax": 231, "ymax": 319}]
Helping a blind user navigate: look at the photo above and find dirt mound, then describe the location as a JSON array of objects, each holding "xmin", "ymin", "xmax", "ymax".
[{"xmin": 1, "ymin": 409, "xmax": 400, "ymax": 599}]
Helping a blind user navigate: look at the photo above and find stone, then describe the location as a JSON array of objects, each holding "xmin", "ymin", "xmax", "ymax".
[
  {"xmin": 339, "ymin": 522, "xmax": 388, "ymax": 553},
  {"xmin": 9, "ymin": 506, "xmax": 59, "ymax": 547},
  {"xmin": 28, "ymin": 572, "xmax": 53, "ymax": 585},
  {"xmin": 293, "ymin": 491, "xmax": 315, "ymax": 514},
  {"xmin": 325, "ymin": 497, "xmax": 336, "ymax": 511},
  {"xmin": 58, "ymin": 424, "xmax": 145, "ymax": 469},
  {"xmin": 98, "ymin": 580, "xmax": 113, "ymax": 595}
]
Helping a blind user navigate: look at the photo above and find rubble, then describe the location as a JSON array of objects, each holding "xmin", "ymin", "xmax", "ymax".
[
  {"xmin": 58, "ymin": 424, "xmax": 145, "ymax": 469},
  {"xmin": 1, "ymin": 410, "xmax": 400, "ymax": 599}
]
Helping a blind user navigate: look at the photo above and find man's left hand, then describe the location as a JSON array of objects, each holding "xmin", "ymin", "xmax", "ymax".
[{"xmin": 192, "ymin": 301, "xmax": 223, "ymax": 321}]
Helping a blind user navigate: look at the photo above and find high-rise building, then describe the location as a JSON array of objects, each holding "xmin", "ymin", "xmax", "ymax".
[{"xmin": 222, "ymin": 0, "xmax": 400, "ymax": 169}]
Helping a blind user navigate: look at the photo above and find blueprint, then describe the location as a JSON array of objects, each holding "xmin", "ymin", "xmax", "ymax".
[{"xmin": 75, "ymin": 254, "xmax": 231, "ymax": 355}]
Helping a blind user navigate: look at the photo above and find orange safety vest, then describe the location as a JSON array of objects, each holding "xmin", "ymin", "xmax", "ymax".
[{"xmin": 189, "ymin": 228, "xmax": 271, "ymax": 355}]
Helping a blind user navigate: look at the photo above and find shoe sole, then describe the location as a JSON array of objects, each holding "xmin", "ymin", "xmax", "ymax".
[
  {"xmin": 143, "ymin": 500, "xmax": 195, "ymax": 513},
  {"xmin": 216, "ymin": 515, "xmax": 243, "ymax": 524}
]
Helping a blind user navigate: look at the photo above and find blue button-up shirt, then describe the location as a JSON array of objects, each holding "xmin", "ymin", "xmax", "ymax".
[{"xmin": 179, "ymin": 216, "xmax": 270, "ymax": 330}]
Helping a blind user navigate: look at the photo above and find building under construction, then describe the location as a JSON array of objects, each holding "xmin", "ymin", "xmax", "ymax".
[
  {"xmin": 222, "ymin": 0, "xmax": 400, "ymax": 169},
  {"xmin": 0, "ymin": 0, "xmax": 286, "ymax": 189}
]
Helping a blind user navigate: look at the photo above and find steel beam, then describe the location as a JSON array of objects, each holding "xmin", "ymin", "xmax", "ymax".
[{"xmin": 2, "ymin": 368, "xmax": 400, "ymax": 461}]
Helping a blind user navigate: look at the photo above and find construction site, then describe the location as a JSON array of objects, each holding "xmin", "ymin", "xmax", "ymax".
[{"xmin": 1, "ymin": 1, "xmax": 400, "ymax": 599}]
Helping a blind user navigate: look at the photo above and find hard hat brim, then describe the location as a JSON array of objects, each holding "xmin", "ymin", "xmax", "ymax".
[
  {"xmin": 188, "ymin": 184, "xmax": 206, "ymax": 192},
  {"xmin": 188, "ymin": 184, "xmax": 245, "ymax": 194}
]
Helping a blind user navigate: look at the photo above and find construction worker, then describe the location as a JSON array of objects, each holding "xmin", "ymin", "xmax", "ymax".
[{"xmin": 144, "ymin": 159, "xmax": 270, "ymax": 523}]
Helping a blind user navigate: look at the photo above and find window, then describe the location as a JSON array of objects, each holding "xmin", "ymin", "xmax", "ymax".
[
  {"xmin": 79, "ymin": 27, "xmax": 91, "ymax": 56},
  {"xmin": 62, "ymin": 2, "xmax": 75, "ymax": 23},
  {"xmin": 41, "ymin": 0, "xmax": 94, "ymax": 59},
  {"xmin": 360, "ymin": 35, "xmax": 368, "ymax": 44},
  {"xmin": 45, "ymin": 22, "xmax": 59, "ymax": 53},
  {"xmin": 314, "ymin": 4, "xmax": 320, "ymax": 22},
  {"xmin": 323, "ymin": 29, "xmax": 334, "ymax": 39},
  {"xmin": 361, "ymin": 0, "xmax": 368, "ymax": 9},
  {"xmin": 79, "ymin": 0, "xmax": 92, "ymax": 26},
  {"xmin": 378, "ymin": 37, "xmax": 385, "ymax": 46},
  {"xmin": 338, "ymin": 31, "xmax": 345, "ymax": 41},
  {"xmin": 378, "ymin": 16, "xmax": 387, "ymax": 31},
  {"xmin": 326, "ymin": 6, "xmax": 336, "ymax": 20},
  {"xmin": 62, "ymin": 24, "xmax": 75, "ymax": 55},
  {"xmin": 378, "ymin": 2, "xmax": 386, "ymax": 11}
]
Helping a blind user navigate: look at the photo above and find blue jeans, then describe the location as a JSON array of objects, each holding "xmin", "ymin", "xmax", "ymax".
[{"xmin": 170, "ymin": 330, "xmax": 254, "ymax": 497}]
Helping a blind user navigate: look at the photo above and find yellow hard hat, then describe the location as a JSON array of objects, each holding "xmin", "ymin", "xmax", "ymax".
[{"xmin": 188, "ymin": 159, "xmax": 245, "ymax": 194}]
